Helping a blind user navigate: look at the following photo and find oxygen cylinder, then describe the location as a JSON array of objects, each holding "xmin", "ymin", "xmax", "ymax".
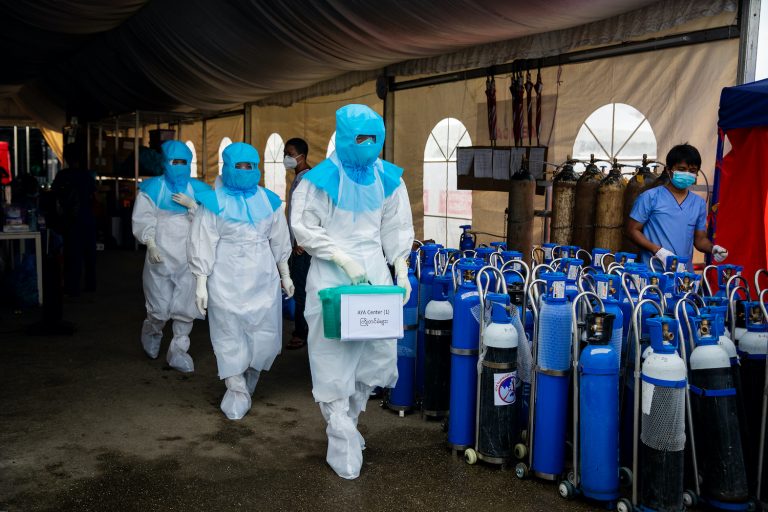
[
  {"xmin": 477, "ymin": 295, "xmax": 519, "ymax": 461},
  {"xmin": 542, "ymin": 243, "xmax": 558, "ymax": 265},
  {"xmin": 688, "ymin": 314, "xmax": 750, "ymax": 508},
  {"xmin": 460, "ymin": 225, "xmax": 476, "ymax": 252},
  {"xmin": 664, "ymin": 255, "xmax": 690, "ymax": 274},
  {"xmin": 572, "ymin": 155, "xmax": 603, "ymax": 251},
  {"xmin": 559, "ymin": 245, "xmax": 580, "ymax": 259},
  {"xmin": 592, "ymin": 247, "xmax": 610, "ymax": 270},
  {"xmin": 550, "ymin": 161, "xmax": 578, "ymax": 246},
  {"xmin": 560, "ymin": 257, "xmax": 583, "ymax": 302},
  {"xmin": 613, "ymin": 252, "xmax": 637, "ymax": 267},
  {"xmin": 417, "ymin": 243, "xmax": 442, "ymax": 398},
  {"xmin": 594, "ymin": 159, "xmax": 626, "ymax": 253},
  {"xmin": 507, "ymin": 157, "xmax": 535, "ymax": 258},
  {"xmin": 532, "ymin": 272, "xmax": 572, "ymax": 479},
  {"xmin": 736, "ymin": 302, "xmax": 768, "ymax": 497},
  {"xmin": 594, "ymin": 274, "xmax": 624, "ymax": 366},
  {"xmin": 715, "ymin": 264, "xmax": 743, "ymax": 297},
  {"xmin": 388, "ymin": 259, "xmax": 419, "ymax": 413},
  {"xmin": 447, "ymin": 258, "xmax": 484, "ymax": 450},
  {"xmin": 423, "ymin": 275, "xmax": 454, "ymax": 418},
  {"xmin": 490, "ymin": 241, "xmax": 507, "ymax": 252},
  {"xmin": 622, "ymin": 155, "xmax": 659, "ymax": 253},
  {"xmin": 579, "ymin": 312, "xmax": 621, "ymax": 503},
  {"xmin": 640, "ymin": 316, "xmax": 687, "ymax": 512}
]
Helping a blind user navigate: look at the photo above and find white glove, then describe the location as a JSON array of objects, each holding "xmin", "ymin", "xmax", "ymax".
[
  {"xmin": 654, "ymin": 247, "xmax": 675, "ymax": 269},
  {"xmin": 146, "ymin": 238, "xmax": 163, "ymax": 264},
  {"xmin": 277, "ymin": 261, "xmax": 295, "ymax": 299},
  {"xmin": 394, "ymin": 257, "xmax": 411, "ymax": 305},
  {"xmin": 331, "ymin": 251, "xmax": 367, "ymax": 285},
  {"xmin": 195, "ymin": 275, "xmax": 208, "ymax": 316},
  {"xmin": 172, "ymin": 193, "xmax": 197, "ymax": 211},
  {"xmin": 713, "ymin": 245, "xmax": 729, "ymax": 263}
]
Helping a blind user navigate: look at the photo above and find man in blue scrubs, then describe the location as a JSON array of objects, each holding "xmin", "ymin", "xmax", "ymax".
[{"xmin": 626, "ymin": 144, "xmax": 728, "ymax": 267}]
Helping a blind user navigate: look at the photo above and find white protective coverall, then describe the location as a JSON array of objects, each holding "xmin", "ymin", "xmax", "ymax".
[
  {"xmin": 188, "ymin": 142, "xmax": 292, "ymax": 420},
  {"xmin": 131, "ymin": 140, "xmax": 209, "ymax": 372},
  {"xmin": 291, "ymin": 104, "xmax": 414, "ymax": 479}
]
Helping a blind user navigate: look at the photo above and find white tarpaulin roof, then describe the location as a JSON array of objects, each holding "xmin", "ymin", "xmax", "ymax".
[{"xmin": 0, "ymin": 0, "xmax": 735, "ymax": 119}]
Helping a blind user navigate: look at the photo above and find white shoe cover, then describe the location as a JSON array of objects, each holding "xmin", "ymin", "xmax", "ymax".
[
  {"xmin": 245, "ymin": 368, "xmax": 261, "ymax": 395},
  {"xmin": 221, "ymin": 374, "xmax": 252, "ymax": 420},
  {"xmin": 320, "ymin": 399, "xmax": 363, "ymax": 479},
  {"xmin": 141, "ymin": 317, "xmax": 165, "ymax": 359},
  {"xmin": 166, "ymin": 321, "xmax": 194, "ymax": 373},
  {"xmin": 348, "ymin": 383, "xmax": 373, "ymax": 450}
]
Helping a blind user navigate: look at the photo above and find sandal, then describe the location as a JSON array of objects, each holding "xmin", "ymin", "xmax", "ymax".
[{"xmin": 287, "ymin": 336, "xmax": 307, "ymax": 350}]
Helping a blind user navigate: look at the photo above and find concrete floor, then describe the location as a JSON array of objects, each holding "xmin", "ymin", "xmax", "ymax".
[{"xmin": 0, "ymin": 251, "xmax": 596, "ymax": 512}]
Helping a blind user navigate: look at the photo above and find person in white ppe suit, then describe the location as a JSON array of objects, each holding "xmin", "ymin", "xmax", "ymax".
[
  {"xmin": 132, "ymin": 140, "xmax": 210, "ymax": 372},
  {"xmin": 188, "ymin": 142, "xmax": 293, "ymax": 420},
  {"xmin": 291, "ymin": 104, "xmax": 414, "ymax": 479}
]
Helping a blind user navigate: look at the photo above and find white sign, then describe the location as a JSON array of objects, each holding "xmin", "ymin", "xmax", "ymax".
[
  {"xmin": 340, "ymin": 293, "xmax": 404, "ymax": 341},
  {"xmin": 494, "ymin": 371, "xmax": 517, "ymax": 406}
]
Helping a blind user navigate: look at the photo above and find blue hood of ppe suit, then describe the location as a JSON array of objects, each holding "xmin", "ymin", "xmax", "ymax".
[
  {"xmin": 161, "ymin": 140, "xmax": 192, "ymax": 193},
  {"xmin": 220, "ymin": 142, "xmax": 261, "ymax": 195},
  {"xmin": 303, "ymin": 104, "xmax": 403, "ymax": 211}
]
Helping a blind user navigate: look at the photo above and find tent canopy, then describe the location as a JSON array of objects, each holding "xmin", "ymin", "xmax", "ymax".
[
  {"xmin": 2, "ymin": 0, "xmax": 726, "ymax": 119},
  {"xmin": 718, "ymin": 78, "xmax": 768, "ymax": 131}
]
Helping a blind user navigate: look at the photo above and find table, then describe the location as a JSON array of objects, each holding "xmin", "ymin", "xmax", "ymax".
[{"xmin": 0, "ymin": 231, "xmax": 43, "ymax": 305}]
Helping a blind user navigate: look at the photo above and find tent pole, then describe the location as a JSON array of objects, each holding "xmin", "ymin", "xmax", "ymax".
[
  {"xmin": 25, "ymin": 126, "xmax": 30, "ymax": 174},
  {"xmin": 202, "ymin": 119, "xmax": 208, "ymax": 181},
  {"xmin": 13, "ymin": 126, "xmax": 18, "ymax": 177},
  {"xmin": 737, "ymin": 0, "xmax": 761, "ymax": 84},
  {"xmin": 383, "ymin": 76, "xmax": 395, "ymax": 162},
  {"xmin": 244, "ymin": 104, "xmax": 252, "ymax": 145}
]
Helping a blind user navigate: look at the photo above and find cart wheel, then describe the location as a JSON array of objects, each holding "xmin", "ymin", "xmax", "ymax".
[
  {"xmin": 617, "ymin": 498, "xmax": 633, "ymax": 512},
  {"xmin": 464, "ymin": 448, "xmax": 478, "ymax": 465},
  {"xmin": 567, "ymin": 471, "xmax": 577, "ymax": 486},
  {"xmin": 521, "ymin": 429, "xmax": 528, "ymax": 443},
  {"xmin": 515, "ymin": 462, "xmax": 529, "ymax": 479},
  {"xmin": 619, "ymin": 467, "xmax": 633, "ymax": 488},
  {"xmin": 558, "ymin": 480, "xmax": 576, "ymax": 500},
  {"xmin": 683, "ymin": 489, "xmax": 698, "ymax": 508},
  {"xmin": 514, "ymin": 443, "xmax": 527, "ymax": 460}
]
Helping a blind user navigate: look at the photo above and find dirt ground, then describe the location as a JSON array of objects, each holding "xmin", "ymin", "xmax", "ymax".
[{"xmin": 0, "ymin": 251, "xmax": 596, "ymax": 512}]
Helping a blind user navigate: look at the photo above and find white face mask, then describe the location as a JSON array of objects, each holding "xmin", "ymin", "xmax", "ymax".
[{"xmin": 283, "ymin": 155, "xmax": 298, "ymax": 170}]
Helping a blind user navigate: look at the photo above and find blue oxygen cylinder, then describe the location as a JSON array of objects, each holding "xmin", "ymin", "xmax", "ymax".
[
  {"xmin": 613, "ymin": 252, "xmax": 637, "ymax": 267},
  {"xmin": 663, "ymin": 254, "xmax": 690, "ymax": 274},
  {"xmin": 594, "ymin": 274, "xmax": 624, "ymax": 366},
  {"xmin": 417, "ymin": 243, "xmax": 442, "ymax": 398},
  {"xmin": 459, "ymin": 225, "xmax": 476, "ymax": 252},
  {"xmin": 592, "ymin": 247, "xmax": 610, "ymax": 270},
  {"xmin": 490, "ymin": 241, "xmax": 507, "ymax": 252},
  {"xmin": 560, "ymin": 257, "xmax": 583, "ymax": 301},
  {"xmin": 423, "ymin": 274, "xmax": 454, "ymax": 418},
  {"xmin": 388, "ymin": 262, "xmax": 419, "ymax": 413},
  {"xmin": 447, "ymin": 258, "xmax": 485, "ymax": 450},
  {"xmin": 532, "ymin": 272, "xmax": 572, "ymax": 478},
  {"xmin": 579, "ymin": 312, "xmax": 621, "ymax": 503},
  {"xmin": 542, "ymin": 243, "xmax": 558, "ymax": 264},
  {"xmin": 476, "ymin": 246, "xmax": 498, "ymax": 290},
  {"xmin": 559, "ymin": 245, "xmax": 580, "ymax": 259},
  {"xmin": 715, "ymin": 264, "xmax": 743, "ymax": 297},
  {"xmin": 640, "ymin": 316, "xmax": 687, "ymax": 512}
]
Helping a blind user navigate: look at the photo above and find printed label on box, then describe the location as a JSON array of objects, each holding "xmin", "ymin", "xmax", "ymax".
[{"xmin": 340, "ymin": 293, "xmax": 403, "ymax": 341}]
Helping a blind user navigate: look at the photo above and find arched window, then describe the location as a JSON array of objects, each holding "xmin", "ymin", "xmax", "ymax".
[
  {"xmin": 218, "ymin": 137, "xmax": 233, "ymax": 175},
  {"xmin": 326, "ymin": 131, "xmax": 336, "ymax": 158},
  {"xmin": 423, "ymin": 118, "xmax": 473, "ymax": 248},
  {"xmin": 263, "ymin": 133, "xmax": 286, "ymax": 201},
  {"xmin": 572, "ymin": 103, "xmax": 657, "ymax": 171},
  {"xmin": 185, "ymin": 140, "xmax": 198, "ymax": 178}
]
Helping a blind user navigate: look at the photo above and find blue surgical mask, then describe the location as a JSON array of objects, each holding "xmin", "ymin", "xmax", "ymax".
[{"xmin": 671, "ymin": 171, "xmax": 696, "ymax": 189}]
